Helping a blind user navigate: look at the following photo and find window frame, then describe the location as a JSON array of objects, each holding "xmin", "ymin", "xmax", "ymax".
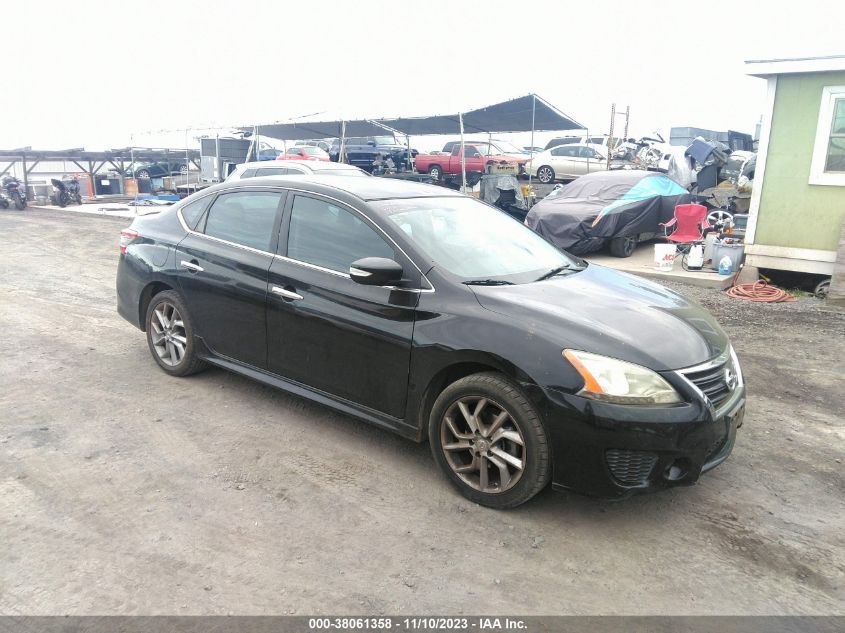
[
  {"xmin": 188, "ymin": 188, "xmax": 287, "ymax": 256},
  {"xmin": 809, "ymin": 85, "xmax": 845, "ymax": 186},
  {"xmin": 281, "ymin": 193, "xmax": 397, "ymax": 277}
]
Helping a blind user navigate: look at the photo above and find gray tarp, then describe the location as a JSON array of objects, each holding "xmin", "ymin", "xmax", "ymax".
[{"xmin": 525, "ymin": 170, "xmax": 691, "ymax": 255}]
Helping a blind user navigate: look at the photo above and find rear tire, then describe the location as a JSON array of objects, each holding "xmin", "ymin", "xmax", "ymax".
[
  {"xmin": 609, "ymin": 235, "xmax": 637, "ymax": 257},
  {"xmin": 145, "ymin": 290, "xmax": 207, "ymax": 377},
  {"xmin": 429, "ymin": 372, "xmax": 551, "ymax": 509},
  {"xmin": 537, "ymin": 166, "xmax": 555, "ymax": 184},
  {"xmin": 428, "ymin": 165, "xmax": 442, "ymax": 182}
]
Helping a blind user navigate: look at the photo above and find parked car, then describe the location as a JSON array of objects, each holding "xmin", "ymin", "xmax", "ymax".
[
  {"xmin": 226, "ymin": 160, "xmax": 369, "ymax": 181},
  {"xmin": 277, "ymin": 146, "xmax": 331, "ymax": 162},
  {"xmin": 527, "ymin": 143, "xmax": 608, "ymax": 183},
  {"xmin": 295, "ymin": 139, "xmax": 332, "ymax": 153},
  {"xmin": 525, "ymin": 170, "xmax": 691, "ymax": 257},
  {"xmin": 128, "ymin": 160, "xmax": 189, "ymax": 179},
  {"xmin": 116, "ymin": 176, "xmax": 744, "ymax": 508},
  {"xmin": 414, "ymin": 143, "xmax": 529, "ymax": 182},
  {"xmin": 544, "ymin": 135, "xmax": 616, "ymax": 151},
  {"xmin": 329, "ymin": 136, "xmax": 415, "ymax": 171},
  {"xmin": 441, "ymin": 139, "xmax": 528, "ymax": 157}
]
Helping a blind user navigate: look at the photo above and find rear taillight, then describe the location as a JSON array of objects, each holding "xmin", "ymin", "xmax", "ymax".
[{"xmin": 119, "ymin": 228, "xmax": 139, "ymax": 254}]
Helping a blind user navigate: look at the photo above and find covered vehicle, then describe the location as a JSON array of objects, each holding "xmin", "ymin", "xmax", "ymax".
[{"xmin": 525, "ymin": 170, "xmax": 690, "ymax": 257}]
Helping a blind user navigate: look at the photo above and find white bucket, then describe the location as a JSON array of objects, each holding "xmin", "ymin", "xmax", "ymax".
[{"xmin": 654, "ymin": 244, "xmax": 677, "ymax": 270}]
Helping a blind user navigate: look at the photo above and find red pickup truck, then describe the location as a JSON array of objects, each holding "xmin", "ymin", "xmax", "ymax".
[{"xmin": 414, "ymin": 143, "xmax": 528, "ymax": 181}]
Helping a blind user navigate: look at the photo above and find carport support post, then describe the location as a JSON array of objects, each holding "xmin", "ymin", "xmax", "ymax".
[
  {"xmin": 528, "ymin": 94, "xmax": 536, "ymax": 189},
  {"xmin": 459, "ymin": 112, "xmax": 466, "ymax": 193},
  {"xmin": 340, "ymin": 121, "xmax": 347, "ymax": 164}
]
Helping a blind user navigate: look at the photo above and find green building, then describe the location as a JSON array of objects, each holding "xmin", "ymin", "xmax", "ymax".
[{"xmin": 745, "ymin": 56, "xmax": 845, "ymax": 277}]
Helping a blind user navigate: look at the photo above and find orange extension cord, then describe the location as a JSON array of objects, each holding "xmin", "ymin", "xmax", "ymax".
[{"xmin": 726, "ymin": 280, "xmax": 796, "ymax": 303}]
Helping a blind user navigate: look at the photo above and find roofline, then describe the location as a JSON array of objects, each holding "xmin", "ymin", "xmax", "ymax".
[{"xmin": 745, "ymin": 55, "xmax": 845, "ymax": 77}]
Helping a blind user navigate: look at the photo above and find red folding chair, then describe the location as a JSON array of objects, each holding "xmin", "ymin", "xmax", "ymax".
[{"xmin": 661, "ymin": 204, "xmax": 710, "ymax": 243}]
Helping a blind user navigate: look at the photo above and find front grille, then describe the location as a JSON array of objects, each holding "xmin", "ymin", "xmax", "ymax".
[
  {"xmin": 606, "ymin": 449, "xmax": 658, "ymax": 486},
  {"xmin": 682, "ymin": 357, "xmax": 733, "ymax": 409}
]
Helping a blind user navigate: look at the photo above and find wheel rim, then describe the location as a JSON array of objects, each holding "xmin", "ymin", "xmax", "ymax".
[
  {"xmin": 707, "ymin": 210, "xmax": 732, "ymax": 226},
  {"xmin": 440, "ymin": 396, "xmax": 526, "ymax": 494},
  {"xmin": 138, "ymin": 171, "xmax": 149, "ymax": 179},
  {"xmin": 624, "ymin": 236, "xmax": 636, "ymax": 254},
  {"xmin": 430, "ymin": 167, "xmax": 440, "ymax": 179},
  {"xmin": 149, "ymin": 302, "xmax": 187, "ymax": 366},
  {"xmin": 539, "ymin": 167, "xmax": 552, "ymax": 183},
  {"xmin": 180, "ymin": 165, "xmax": 188, "ymax": 174}
]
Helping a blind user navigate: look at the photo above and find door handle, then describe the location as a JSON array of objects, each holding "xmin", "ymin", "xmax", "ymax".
[
  {"xmin": 180, "ymin": 260, "xmax": 204, "ymax": 273},
  {"xmin": 271, "ymin": 286, "xmax": 303, "ymax": 301}
]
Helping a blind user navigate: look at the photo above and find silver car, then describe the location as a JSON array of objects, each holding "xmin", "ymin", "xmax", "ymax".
[
  {"xmin": 226, "ymin": 160, "xmax": 370, "ymax": 181},
  {"xmin": 527, "ymin": 143, "xmax": 608, "ymax": 184}
]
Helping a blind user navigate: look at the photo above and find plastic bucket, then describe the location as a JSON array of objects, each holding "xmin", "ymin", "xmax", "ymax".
[
  {"xmin": 654, "ymin": 244, "xmax": 677, "ymax": 270},
  {"xmin": 711, "ymin": 241, "xmax": 745, "ymax": 273}
]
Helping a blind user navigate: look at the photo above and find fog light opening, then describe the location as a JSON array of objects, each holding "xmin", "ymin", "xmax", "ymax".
[{"xmin": 664, "ymin": 459, "xmax": 690, "ymax": 481}]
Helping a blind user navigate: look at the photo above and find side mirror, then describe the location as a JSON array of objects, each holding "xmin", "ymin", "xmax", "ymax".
[{"xmin": 349, "ymin": 257, "xmax": 403, "ymax": 286}]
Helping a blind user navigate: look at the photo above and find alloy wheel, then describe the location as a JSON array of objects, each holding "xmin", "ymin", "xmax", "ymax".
[
  {"xmin": 538, "ymin": 166, "xmax": 553, "ymax": 183},
  {"xmin": 149, "ymin": 301, "xmax": 187, "ymax": 366},
  {"xmin": 440, "ymin": 396, "xmax": 526, "ymax": 494}
]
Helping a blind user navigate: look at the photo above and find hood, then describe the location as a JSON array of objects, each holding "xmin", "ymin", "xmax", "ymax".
[{"xmin": 470, "ymin": 264, "xmax": 727, "ymax": 371}]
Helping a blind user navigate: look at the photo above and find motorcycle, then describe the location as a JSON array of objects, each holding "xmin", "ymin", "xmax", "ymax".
[
  {"xmin": 2, "ymin": 176, "xmax": 27, "ymax": 210},
  {"xmin": 51, "ymin": 177, "xmax": 82, "ymax": 207}
]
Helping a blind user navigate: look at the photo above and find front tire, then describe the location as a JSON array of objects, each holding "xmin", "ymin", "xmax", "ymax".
[
  {"xmin": 537, "ymin": 166, "xmax": 555, "ymax": 184},
  {"xmin": 609, "ymin": 235, "xmax": 637, "ymax": 257},
  {"xmin": 13, "ymin": 193, "xmax": 25, "ymax": 210},
  {"xmin": 137, "ymin": 169, "xmax": 150, "ymax": 179},
  {"xmin": 145, "ymin": 290, "xmax": 207, "ymax": 377},
  {"xmin": 429, "ymin": 372, "xmax": 551, "ymax": 509}
]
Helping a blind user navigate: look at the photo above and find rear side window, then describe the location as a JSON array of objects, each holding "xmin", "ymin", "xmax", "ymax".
[
  {"xmin": 256, "ymin": 167, "xmax": 291, "ymax": 176},
  {"xmin": 551, "ymin": 146, "xmax": 577, "ymax": 157},
  {"xmin": 287, "ymin": 195, "xmax": 394, "ymax": 273},
  {"xmin": 180, "ymin": 196, "xmax": 213, "ymax": 230},
  {"xmin": 239, "ymin": 169, "xmax": 257, "ymax": 179},
  {"xmin": 202, "ymin": 191, "xmax": 283, "ymax": 252}
]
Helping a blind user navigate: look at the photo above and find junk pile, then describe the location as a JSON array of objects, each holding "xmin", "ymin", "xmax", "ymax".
[{"xmin": 608, "ymin": 134, "xmax": 757, "ymax": 276}]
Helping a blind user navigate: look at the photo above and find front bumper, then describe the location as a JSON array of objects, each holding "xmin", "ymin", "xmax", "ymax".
[{"xmin": 536, "ymin": 381, "xmax": 745, "ymax": 498}]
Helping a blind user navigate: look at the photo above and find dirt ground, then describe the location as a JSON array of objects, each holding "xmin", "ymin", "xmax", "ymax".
[{"xmin": 1, "ymin": 207, "xmax": 843, "ymax": 615}]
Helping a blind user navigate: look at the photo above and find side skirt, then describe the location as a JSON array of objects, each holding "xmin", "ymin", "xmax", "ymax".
[{"xmin": 198, "ymin": 347, "xmax": 421, "ymax": 442}]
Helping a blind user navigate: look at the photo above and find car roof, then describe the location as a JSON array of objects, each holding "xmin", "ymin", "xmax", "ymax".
[
  {"xmin": 209, "ymin": 175, "xmax": 462, "ymax": 202},
  {"xmin": 234, "ymin": 160, "xmax": 359, "ymax": 171}
]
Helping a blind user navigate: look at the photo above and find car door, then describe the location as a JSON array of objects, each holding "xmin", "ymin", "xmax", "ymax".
[
  {"xmin": 175, "ymin": 189, "xmax": 286, "ymax": 368},
  {"xmin": 549, "ymin": 145, "xmax": 577, "ymax": 177},
  {"xmin": 584, "ymin": 146, "xmax": 608, "ymax": 173},
  {"xmin": 567, "ymin": 145, "xmax": 594, "ymax": 176},
  {"xmin": 266, "ymin": 193, "xmax": 419, "ymax": 418}
]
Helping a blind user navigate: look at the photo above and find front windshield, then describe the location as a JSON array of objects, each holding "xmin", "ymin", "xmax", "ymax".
[
  {"xmin": 490, "ymin": 141, "xmax": 526, "ymax": 155},
  {"xmin": 374, "ymin": 197, "xmax": 579, "ymax": 282}
]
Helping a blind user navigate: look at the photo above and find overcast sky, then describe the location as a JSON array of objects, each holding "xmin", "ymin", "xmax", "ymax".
[{"xmin": 3, "ymin": 0, "xmax": 844, "ymax": 151}]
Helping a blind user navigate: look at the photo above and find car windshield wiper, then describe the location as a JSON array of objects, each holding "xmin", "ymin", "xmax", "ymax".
[
  {"xmin": 463, "ymin": 279, "xmax": 515, "ymax": 286},
  {"xmin": 534, "ymin": 264, "xmax": 572, "ymax": 282}
]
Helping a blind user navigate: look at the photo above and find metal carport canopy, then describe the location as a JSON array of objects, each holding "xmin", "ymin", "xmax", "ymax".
[
  {"xmin": 381, "ymin": 94, "xmax": 584, "ymax": 135},
  {"xmin": 246, "ymin": 94, "xmax": 585, "ymax": 140},
  {"xmin": 243, "ymin": 120, "xmax": 390, "ymax": 141}
]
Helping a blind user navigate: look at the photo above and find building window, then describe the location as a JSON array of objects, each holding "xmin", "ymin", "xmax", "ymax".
[{"xmin": 809, "ymin": 85, "xmax": 845, "ymax": 186}]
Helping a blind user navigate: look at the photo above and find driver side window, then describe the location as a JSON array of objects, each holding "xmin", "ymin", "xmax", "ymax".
[{"xmin": 287, "ymin": 196, "xmax": 395, "ymax": 274}]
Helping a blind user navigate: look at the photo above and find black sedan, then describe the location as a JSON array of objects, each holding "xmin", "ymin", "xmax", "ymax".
[
  {"xmin": 116, "ymin": 176, "xmax": 745, "ymax": 508},
  {"xmin": 127, "ymin": 160, "xmax": 189, "ymax": 179}
]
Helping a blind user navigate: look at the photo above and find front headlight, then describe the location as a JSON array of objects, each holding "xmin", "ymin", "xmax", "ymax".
[{"xmin": 563, "ymin": 349, "xmax": 682, "ymax": 405}]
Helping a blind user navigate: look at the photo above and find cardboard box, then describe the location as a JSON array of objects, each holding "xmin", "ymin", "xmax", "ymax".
[{"xmin": 488, "ymin": 163, "xmax": 519, "ymax": 175}]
